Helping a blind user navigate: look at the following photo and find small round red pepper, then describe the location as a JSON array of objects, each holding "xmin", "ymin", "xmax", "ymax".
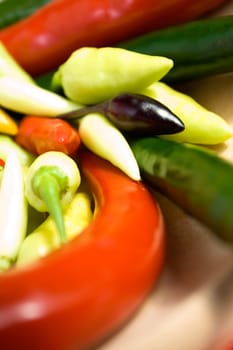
[
  {"xmin": 16, "ymin": 115, "xmax": 81, "ymax": 156},
  {"xmin": 0, "ymin": 151, "xmax": 165, "ymax": 350}
]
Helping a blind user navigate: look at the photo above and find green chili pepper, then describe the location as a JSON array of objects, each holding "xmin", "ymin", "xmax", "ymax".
[
  {"xmin": 52, "ymin": 47, "xmax": 173, "ymax": 105},
  {"xmin": 17, "ymin": 191, "xmax": 93, "ymax": 266},
  {"xmin": 0, "ymin": 0, "xmax": 51, "ymax": 30},
  {"xmin": 25, "ymin": 151, "xmax": 81, "ymax": 243},
  {"xmin": 130, "ymin": 136, "xmax": 233, "ymax": 243},
  {"xmin": 118, "ymin": 15, "xmax": 233, "ymax": 83},
  {"xmin": 142, "ymin": 82, "xmax": 233, "ymax": 145}
]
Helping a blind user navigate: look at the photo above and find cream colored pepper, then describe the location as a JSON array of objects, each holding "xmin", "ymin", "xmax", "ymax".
[
  {"xmin": 52, "ymin": 47, "xmax": 173, "ymax": 104},
  {"xmin": 142, "ymin": 82, "xmax": 233, "ymax": 145}
]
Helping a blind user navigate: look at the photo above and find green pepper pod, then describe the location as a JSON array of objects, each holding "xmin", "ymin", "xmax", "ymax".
[
  {"xmin": 0, "ymin": 0, "xmax": 51, "ymax": 29},
  {"xmin": 130, "ymin": 136, "xmax": 233, "ymax": 243},
  {"xmin": 118, "ymin": 15, "xmax": 233, "ymax": 83},
  {"xmin": 52, "ymin": 47, "xmax": 173, "ymax": 105},
  {"xmin": 25, "ymin": 151, "xmax": 81, "ymax": 243}
]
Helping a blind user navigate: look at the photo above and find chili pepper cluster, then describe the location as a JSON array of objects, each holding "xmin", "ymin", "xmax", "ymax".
[
  {"xmin": 0, "ymin": 1, "xmax": 232, "ymax": 348},
  {"xmin": 0, "ymin": 40, "xmax": 232, "ymax": 270}
]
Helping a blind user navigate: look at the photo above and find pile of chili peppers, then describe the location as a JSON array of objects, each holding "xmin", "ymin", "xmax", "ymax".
[
  {"xmin": 0, "ymin": 44, "xmax": 173, "ymax": 350},
  {"xmin": 0, "ymin": 1, "xmax": 231, "ymax": 349}
]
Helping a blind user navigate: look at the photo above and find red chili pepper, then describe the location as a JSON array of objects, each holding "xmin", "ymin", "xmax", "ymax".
[
  {"xmin": 0, "ymin": 158, "xmax": 5, "ymax": 167},
  {"xmin": 0, "ymin": 151, "xmax": 165, "ymax": 350},
  {"xmin": 16, "ymin": 115, "xmax": 81, "ymax": 156},
  {"xmin": 0, "ymin": 0, "xmax": 226, "ymax": 76}
]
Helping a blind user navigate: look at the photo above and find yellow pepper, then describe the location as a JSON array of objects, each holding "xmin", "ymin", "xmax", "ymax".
[
  {"xmin": 17, "ymin": 191, "xmax": 93, "ymax": 266},
  {"xmin": 0, "ymin": 107, "xmax": 18, "ymax": 135}
]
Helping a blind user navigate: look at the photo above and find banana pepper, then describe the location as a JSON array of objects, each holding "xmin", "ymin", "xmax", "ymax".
[{"xmin": 0, "ymin": 108, "xmax": 18, "ymax": 135}]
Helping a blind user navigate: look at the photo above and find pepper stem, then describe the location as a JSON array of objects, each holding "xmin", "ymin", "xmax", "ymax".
[{"xmin": 33, "ymin": 172, "xmax": 67, "ymax": 244}]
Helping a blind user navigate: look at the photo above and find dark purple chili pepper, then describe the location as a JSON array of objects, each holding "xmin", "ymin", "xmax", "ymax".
[{"xmin": 58, "ymin": 93, "xmax": 184, "ymax": 136}]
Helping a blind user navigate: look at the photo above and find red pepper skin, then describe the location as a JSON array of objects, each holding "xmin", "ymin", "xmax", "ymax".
[
  {"xmin": 15, "ymin": 116, "xmax": 81, "ymax": 156},
  {"xmin": 0, "ymin": 0, "xmax": 226, "ymax": 76},
  {"xmin": 0, "ymin": 152, "xmax": 165, "ymax": 350},
  {"xmin": 0, "ymin": 158, "xmax": 4, "ymax": 167}
]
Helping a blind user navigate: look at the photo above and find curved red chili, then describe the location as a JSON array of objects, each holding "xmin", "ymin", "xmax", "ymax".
[
  {"xmin": 0, "ymin": 151, "xmax": 165, "ymax": 350},
  {"xmin": 0, "ymin": 0, "xmax": 226, "ymax": 76}
]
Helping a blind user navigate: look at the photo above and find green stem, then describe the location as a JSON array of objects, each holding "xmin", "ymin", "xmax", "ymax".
[{"xmin": 32, "ymin": 170, "xmax": 67, "ymax": 244}]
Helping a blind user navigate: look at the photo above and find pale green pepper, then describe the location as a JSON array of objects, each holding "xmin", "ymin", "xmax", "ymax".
[
  {"xmin": 17, "ymin": 191, "xmax": 93, "ymax": 266},
  {"xmin": 142, "ymin": 82, "xmax": 233, "ymax": 145},
  {"xmin": 0, "ymin": 150, "xmax": 27, "ymax": 271},
  {"xmin": 0, "ymin": 43, "xmax": 81, "ymax": 116},
  {"xmin": 78, "ymin": 113, "xmax": 141, "ymax": 181},
  {"xmin": 52, "ymin": 47, "xmax": 173, "ymax": 105},
  {"xmin": 0, "ymin": 41, "xmax": 34, "ymax": 83},
  {"xmin": 25, "ymin": 151, "xmax": 81, "ymax": 243},
  {"xmin": 0, "ymin": 76, "xmax": 81, "ymax": 116},
  {"xmin": 0, "ymin": 135, "xmax": 35, "ymax": 167}
]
